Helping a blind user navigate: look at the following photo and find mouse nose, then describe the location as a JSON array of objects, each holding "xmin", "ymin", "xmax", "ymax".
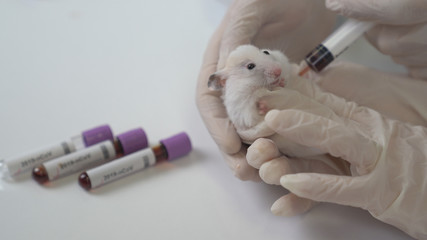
[{"xmin": 272, "ymin": 67, "xmax": 282, "ymax": 78}]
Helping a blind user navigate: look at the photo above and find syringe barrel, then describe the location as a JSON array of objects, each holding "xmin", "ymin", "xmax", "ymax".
[{"xmin": 323, "ymin": 19, "xmax": 374, "ymax": 58}]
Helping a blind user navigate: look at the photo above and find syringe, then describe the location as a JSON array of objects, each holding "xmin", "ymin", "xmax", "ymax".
[{"xmin": 299, "ymin": 19, "xmax": 374, "ymax": 76}]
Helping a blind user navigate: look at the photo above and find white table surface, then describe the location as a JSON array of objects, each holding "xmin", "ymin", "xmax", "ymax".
[{"xmin": 0, "ymin": 1, "xmax": 414, "ymax": 239}]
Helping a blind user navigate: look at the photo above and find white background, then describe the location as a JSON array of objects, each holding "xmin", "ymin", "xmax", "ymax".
[{"xmin": 0, "ymin": 0, "xmax": 413, "ymax": 239}]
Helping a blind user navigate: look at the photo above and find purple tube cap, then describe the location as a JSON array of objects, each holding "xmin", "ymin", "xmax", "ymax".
[
  {"xmin": 82, "ymin": 125, "xmax": 114, "ymax": 147},
  {"xmin": 117, "ymin": 128, "xmax": 148, "ymax": 155},
  {"xmin": 160, "ymin": 132, "xmax": 192, "ymax": 161}
]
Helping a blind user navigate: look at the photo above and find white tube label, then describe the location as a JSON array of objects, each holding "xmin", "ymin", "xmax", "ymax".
[
  {"xmin": 43, "ymin": 140, "xmax": 116, "ymax": 180},
  {"xmin": 86, "ymin": 148, "xmax": 156, "ymax": 188},
  {"xmin": 5, "ymin": 140, "xmax": 77, "ymax": 177}
]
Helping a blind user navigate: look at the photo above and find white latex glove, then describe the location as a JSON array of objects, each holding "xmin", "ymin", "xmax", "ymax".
[
  {"xmin": 251, "ymin": 63, "xmax": 427, "ymax": 239},
  {"xmin": 326, "ymin": 0, "xmax": 427, "ymax": 80},
  {"xmin": 196, "ymin": 0, "xmax": 336, "ymax": 180}
]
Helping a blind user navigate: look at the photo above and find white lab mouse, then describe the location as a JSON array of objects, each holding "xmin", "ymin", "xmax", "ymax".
[{"xmin": 208, "ymin": 44, "xmax": 326, "ymax": 158}]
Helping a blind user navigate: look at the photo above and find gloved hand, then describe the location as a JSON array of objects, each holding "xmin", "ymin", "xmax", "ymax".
[
  {"xmin": 249, "ymin": 62, "xmax": 427, "ymax": 239},
  {"xmin": 196, "ymin": 0, "xmax": 336, "ymax": 180},
  {"xmin": 325, "ymin": 0, "xmax": 427, "ymax": 80}
]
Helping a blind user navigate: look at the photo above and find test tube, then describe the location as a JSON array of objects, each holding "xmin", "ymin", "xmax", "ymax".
[
  {"xmin": 0, "ymin": 125, "xmax": 113, "ymax": 180},
  {"xmin": 78, "ymin": 132, "xmax": 192, "ymax": 190},
  {"xmin": 32, "ymin": 128, "xmax": 148, "ymax": 184}
]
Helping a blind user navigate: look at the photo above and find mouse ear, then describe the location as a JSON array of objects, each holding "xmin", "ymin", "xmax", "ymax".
[{"xmin": 208, "ymin": 71, "xmax": 227, "ymax": 91}]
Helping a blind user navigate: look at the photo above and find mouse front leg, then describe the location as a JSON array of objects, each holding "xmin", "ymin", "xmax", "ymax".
[
  {"xmin": 254, "ymin": 89, "xmax": 273, "ymax": 116},
  {"xmin": 256, "ymin": 88, "xmax": 297, "ymax": 116},
  {"xmin": 256, "ymin": 99, "xmax": 271, "ymax": 115}
]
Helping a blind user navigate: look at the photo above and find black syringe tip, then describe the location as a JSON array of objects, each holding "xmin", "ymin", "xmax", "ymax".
[{"xmin": 304, "ymin": 44, "xmax": 335, "ymax": 73}]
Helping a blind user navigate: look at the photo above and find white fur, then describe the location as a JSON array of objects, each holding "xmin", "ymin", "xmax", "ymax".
[
  {"xmin": 210, "ymin": 44, "xmax": 324, "ymax": 158},
  {"xmin": 221, "ymin": 45, "xmax": 291, "ymax": 129}
]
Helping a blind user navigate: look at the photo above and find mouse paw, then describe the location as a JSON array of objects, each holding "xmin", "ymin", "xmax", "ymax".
[
  {"xmin": 257, "ymin": 99, "xmax": 270, "ymax": 115},
  {"xmin": 279, "ymin": 77, "xmax": 285, "ymax": 87}
]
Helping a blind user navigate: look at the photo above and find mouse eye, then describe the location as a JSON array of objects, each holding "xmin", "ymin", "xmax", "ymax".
[
  {"xmin": 263, "ymin": 50, "xmax": 270, "ymax": 55},
  {"xmin": 247, "ymin": 63, "xmax": 256, "ymax": 70}
]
